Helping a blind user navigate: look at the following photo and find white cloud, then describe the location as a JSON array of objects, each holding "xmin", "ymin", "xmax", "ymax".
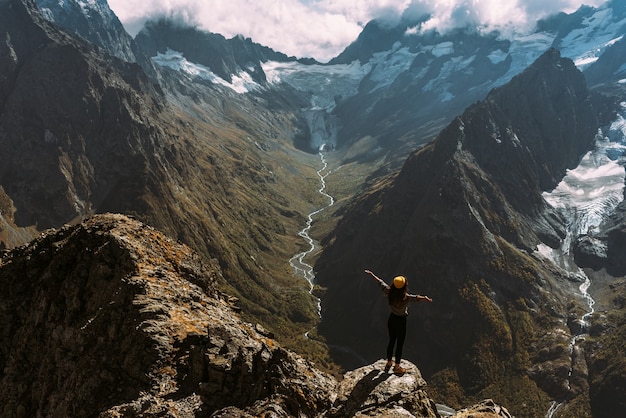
[{"xmin": 108, "ymin": 0, "xmax": 608, "ymax": 62}]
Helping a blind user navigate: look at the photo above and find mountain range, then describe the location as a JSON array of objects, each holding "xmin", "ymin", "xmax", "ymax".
[{"xmin": 1, "ymin": 0, "xmax": 626, "ymax": 416}]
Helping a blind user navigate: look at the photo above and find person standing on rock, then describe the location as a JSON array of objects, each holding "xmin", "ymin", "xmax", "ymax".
[{"xmin": 364, "ymin": 269, "xmax": 432, "ymax": 375}]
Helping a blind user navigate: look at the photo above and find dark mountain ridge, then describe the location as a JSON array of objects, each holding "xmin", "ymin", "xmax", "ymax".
[
  {"xmin": 134, "ymin": 18, "xmax": 312, "ymax": 85},
  {"xmin": 35, "ymin": 0, "xmax": 153, "ymax": 71},
  {"xmin": 585, "ymin": 35, "xmax": 626, "ymax": 86},
  {"xmin": 315, "ymin": 48, "xmax": 623, "ymax": 417},
  {"xmin": 0, "ymin": 0, "xmax": 165, "ymax": 230}
]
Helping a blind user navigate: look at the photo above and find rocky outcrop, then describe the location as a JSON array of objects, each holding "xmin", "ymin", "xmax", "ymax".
[
  {"xmin": 449, "ymin": 399, "xmax": 514, "ymax": 418},
  {"xmin": 0, "ymin": 213, "xmax": 335, "ymax": 417},
  {"xmin": 330, "ymin": 360, "xmax": 437, "ymax": 417},
  {"xmin": 573, "ymin": 235, "xmax": 608, "ymax": 270},
  {"xmin": 0, "ymin": 214, "xmax": 510, "ymax": 417}
]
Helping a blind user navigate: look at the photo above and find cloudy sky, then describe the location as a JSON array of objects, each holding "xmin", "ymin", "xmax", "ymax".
[{"xmin": 108, "ymin": 0, "xmax": 608, "ymax": 62}]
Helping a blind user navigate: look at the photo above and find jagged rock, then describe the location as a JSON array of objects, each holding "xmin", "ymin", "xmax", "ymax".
[
  {"xmin": 573, "ymin": 235, "xmax": 607, "ymax": 270},
  {"xmin": 606, "ymin": 222, "xmax": 626, "ymax": 276},
  {"xmin": 449, "ymin": 399, "xmax": 513, "ymax": 418},
  {"xmin": 329, "ymin": 359, "xmax": 437, "ymax": 417},
  {"xmin": 0, "ymin": 214, "xmax": 335, "ymax": 417},
  {"xmin": 134, "ymin": 19, "xmax": 303, "ymax": 84},
  {"xmin": 35, "ymin": 0, "xmax": 155, "ymax": 73}
]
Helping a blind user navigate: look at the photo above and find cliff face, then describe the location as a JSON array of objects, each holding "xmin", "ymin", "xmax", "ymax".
[
  {"xmin": 0, "ymin": 213, "xmax": 510, "ymax": 417},
  {"xmin": 0, "ymin": 0, "xmax": 165, "ymax": 229}
]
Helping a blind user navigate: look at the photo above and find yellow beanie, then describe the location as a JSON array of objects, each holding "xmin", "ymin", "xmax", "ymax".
[{"xmin": 393, "ymin": 275, "xmax": 406, "ymax": 288}]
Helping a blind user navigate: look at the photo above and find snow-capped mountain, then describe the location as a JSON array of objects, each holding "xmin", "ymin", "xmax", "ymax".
[
  {"xmin": 42, "ymin": 0, "xmax": 624, "ymax": 156},
  {"xmin": 35, "ymin": 0, "xmax": 152, "ymax": 71},
  {"xmin": 34, "ymin": 0, "xmax": 626, "ymax": 152},
  {"xmin": 133, "ymin": 18, "xmax": 313, "ymax": 86},
  {"xmin": 122, "ymin": 1, "xmax": 626, "ymax": 156}
]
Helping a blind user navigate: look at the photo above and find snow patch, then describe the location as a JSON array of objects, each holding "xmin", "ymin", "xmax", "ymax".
[
  {"xmin": 492, "ymin": 32, "xmax": 555, "ymax": 87},
  {"xmin": 368, "ymin": 46, "xmax": 419, "ymax": 91},
  {"xmin": 262, "ymin": 60, "xmax": 368, "ymax": 104},
  {"xmin": 488, "ymin": 49, "xmax": 508, "ymax": 64},
  {"xmin": 262, "ymin": 60, "xmax": 368, "ymax": 149},
  {"xmin": 430, "ymin": 41, "xmax": 454, "ymax": 57},
  {"xmin": 543, "ymin": 105, "xmax": 626, "ymax": 241},
  {"xmin": 559, "ymin": 6, "xmax": 626, "ymax": 70},
  {"xmin": 151, "ymin": 48, "xmax": 259, "ymax": 94},
  {"xmin": 543, "ymin": 141, "xmax": 626, "ymax": 236}
]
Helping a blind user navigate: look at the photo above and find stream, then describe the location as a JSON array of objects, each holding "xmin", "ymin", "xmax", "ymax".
[
  {"xmin": 540, "ymin": 125, "xmax": 626, "ymax": 417},
  {"xmin": 289, "ymin": 152, "xmax": 335, "ymax": 321}
]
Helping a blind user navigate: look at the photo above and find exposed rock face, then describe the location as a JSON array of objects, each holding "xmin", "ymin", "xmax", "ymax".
[
  {"xmin": 0, "ymin": 214, "xmax": 334, "ymax": 417},
  {"xmin": 573, "ymin": 235, "xmax": 607, "ymax": 270},
  {"xmin": 35, "ymin": 0, "xmax": 154, "ymax": 73},
  {"xmin": 449, "ymin": 399, "xmax": 513, "ymax": 418},
  {"xmin": 0, "ymin": 214, "xmax": 508, "ymax": 417},
  {"xmin": 584, "ymin": 24, "xmax": 626, "ymax": 86},
  {"xmin": 603, "ymin": 200, "xmax": 626, "ymax": 276},
  {"xmin": 0, "ymin": 0, "xmax": 166, "ymax": 229},
  {"xmin": 330, "ymin": 360, "xmax": 437, "ymax": 417}
]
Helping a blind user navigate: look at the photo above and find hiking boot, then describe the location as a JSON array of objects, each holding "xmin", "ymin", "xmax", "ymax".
[
  {"xmin": 384, "ymin": 360, "xmax": 393, "ymax": 372},
  {"xmin": 393, "ymin": 364, "xmax": 406, "ymax": 375}
]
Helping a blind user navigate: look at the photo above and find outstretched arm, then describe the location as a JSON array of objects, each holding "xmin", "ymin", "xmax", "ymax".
[{"xmin": 364, "ymin": 269, "xmax": 388, "ymax": 290}]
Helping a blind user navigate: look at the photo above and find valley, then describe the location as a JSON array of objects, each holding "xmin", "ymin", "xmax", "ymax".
[{"xmin": 1, "ymin": 0, "xmax": 626, "ymax": 417}]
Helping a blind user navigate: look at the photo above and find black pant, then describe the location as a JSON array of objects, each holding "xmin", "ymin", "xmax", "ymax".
[{"xmin": 387, "ymin": 313, "xmax": 407, "ymax": 363}]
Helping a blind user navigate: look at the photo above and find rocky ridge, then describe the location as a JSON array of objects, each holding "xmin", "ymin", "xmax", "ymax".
[
  {"xmin": 35, "ymin": 0, "xmax": 153, "ymax": 71},
  {"xmin": 0, "ymin": 213, "xmax": 511, "ymax": 417}
]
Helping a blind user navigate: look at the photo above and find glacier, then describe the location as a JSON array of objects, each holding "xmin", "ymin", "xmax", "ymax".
[
  {"xmin": 539, "ymin": 107, "xmax": 626, "ymax": 265},
  {"xmin": 151, "ymin": 48, "xmax": 261, "ymax": 94}
]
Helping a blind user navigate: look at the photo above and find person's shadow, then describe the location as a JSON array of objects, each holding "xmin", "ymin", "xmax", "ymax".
[{"xmin": 331, "ymin": 369, "xmax": 400, "ymax": 417}]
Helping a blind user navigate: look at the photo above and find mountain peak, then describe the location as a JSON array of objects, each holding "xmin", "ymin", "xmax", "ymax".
[
  {"xmin": 35, "ymin": 0, "xmax": 152, "ymax": 69},
  {"xmin": 135, "ymin": 17, "xmax": 305, "ymax": 85}
]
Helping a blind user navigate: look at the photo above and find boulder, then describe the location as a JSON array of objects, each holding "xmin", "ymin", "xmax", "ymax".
[
  {"xmin": 330, "ymin": 359, "xmax": 438, "ymax": 417},
  {"xmin": 450, "ymin": 399, "xmax": 513, "ymax": 418}
]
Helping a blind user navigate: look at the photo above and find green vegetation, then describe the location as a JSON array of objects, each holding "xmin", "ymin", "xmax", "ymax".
[
  {"xmin": 456, "ymin": 281, "xmax": 513, "ymax": 392},
  {"xmin": 0, "ymin": 186, "xmax": 13, "ymax": 221}
]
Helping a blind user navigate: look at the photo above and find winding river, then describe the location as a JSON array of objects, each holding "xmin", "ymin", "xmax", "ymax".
[{"xmin": 289, "ymin": 152, "xmax": 335, "ymax": 319}]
